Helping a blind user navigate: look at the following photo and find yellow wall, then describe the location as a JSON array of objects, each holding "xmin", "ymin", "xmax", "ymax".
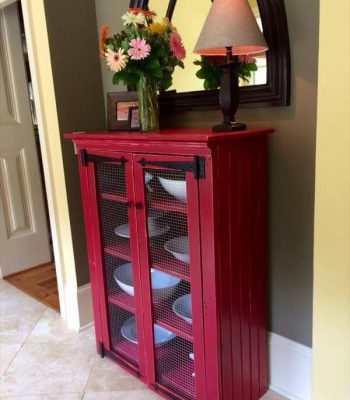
[
  {"xmin": 151, "ymin": 0, "xmax": 211, "ymax": 92},
  {"xmin": 313, "ymin": 0, "xmax": 350, "ymax": 397}
]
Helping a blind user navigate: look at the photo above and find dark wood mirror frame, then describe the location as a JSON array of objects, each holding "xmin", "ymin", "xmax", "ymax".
[{"xmin": 129, "ymin": 0, "xmax": 291, "ymax": 112}]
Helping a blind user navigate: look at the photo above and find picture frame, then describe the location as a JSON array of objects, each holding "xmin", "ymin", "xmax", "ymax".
[
  {"xmin": 107, "ymin": 92, "xmax": 140, "ymax": 131},
  {"xmin": 128, "ymin": 106, "xmax": 140, "ymax": 131}
]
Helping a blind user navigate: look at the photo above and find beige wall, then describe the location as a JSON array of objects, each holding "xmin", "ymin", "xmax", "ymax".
[
  {"xmin": 312, "ymin": 0, "xmax": 350, "ymax": 397},
  {"xmin": 161, "ymin": 0, "xmax": 319, "ymax": 347},
  {"xmin": 44, "ymin": 0, "xmax": 106, "ymax": 286}
]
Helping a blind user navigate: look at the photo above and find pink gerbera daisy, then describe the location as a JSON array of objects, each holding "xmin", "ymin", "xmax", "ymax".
[
  {"xmin": 128, "ymin": 38, "xmax": 151, "ymax": 60},
  {"xmin": 169, "ymin": 31, "xmax": 186, "ymax": 60}
]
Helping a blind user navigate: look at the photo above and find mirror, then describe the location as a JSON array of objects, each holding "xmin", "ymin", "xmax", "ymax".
[
  {"xmin": 150, "ymin": 0, "xmax": 267, "ymax": 92},
  {"xmin": 130, "ymin": 0, "xmax": 291, "ymax": 110}
]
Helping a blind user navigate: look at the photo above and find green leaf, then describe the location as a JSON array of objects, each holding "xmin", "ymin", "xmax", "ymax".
[
  {"xmin": 151, "ymin": 68, "xmax": 163, "ymax": 78},
  {"xmin": 145, "ymin": 57, "xmax": 161, "ymax": 70},
  {"xmin": 155, "ymin": 47, "xmax": 166, "ymax": 57},
  {"xmin": 196, "ymin": 69, "xmax": 207, "ymax": 79}
]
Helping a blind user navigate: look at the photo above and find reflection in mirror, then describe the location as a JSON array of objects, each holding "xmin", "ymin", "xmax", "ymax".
[
  {"xmin": 132, "ymin": 0, "xmax": 290, "ymax": 108},
  {"xmin": 150, "ymin": 0, "xmax": 266, "ymax": 92}
]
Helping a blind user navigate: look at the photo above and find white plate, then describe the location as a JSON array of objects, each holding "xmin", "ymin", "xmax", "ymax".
[
  {"xmin": 172, "ymin": 294, "xmax": 192, "ymax": 324},
  {"xmin": 121, "ymin": 316, "xmax": 176, "ymax": 347},
  {"xmin": 115, "ymin": 220, "xmax": 170, "ymax": 238},
  {"xmin": 164, "ymin": 236, "xmax": 190, "ymax": 264}
]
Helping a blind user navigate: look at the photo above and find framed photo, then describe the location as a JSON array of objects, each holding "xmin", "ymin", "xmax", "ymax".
[
  {"xmin": 128, "ymin": 106, "xmax": 140, "ymax": 131},
  {"xmin": 107, "ymin": 92, "xmax": 139, "ymax": 131}
]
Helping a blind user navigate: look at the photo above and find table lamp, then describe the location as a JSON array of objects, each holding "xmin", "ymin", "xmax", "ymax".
[{"xmin": 194, "ymin": 0, "xmax": 268, "ymax": 131}]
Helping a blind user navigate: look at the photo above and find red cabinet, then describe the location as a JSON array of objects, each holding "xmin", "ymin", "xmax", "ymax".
[{"xmin": 66, "ymin": 128, "xmax": 272, "ymax": 400}]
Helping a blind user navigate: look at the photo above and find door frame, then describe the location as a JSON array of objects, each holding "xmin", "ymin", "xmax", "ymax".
[{"xmin": 0, "ymin": 0, "xmax": 80, "ymax": 328}]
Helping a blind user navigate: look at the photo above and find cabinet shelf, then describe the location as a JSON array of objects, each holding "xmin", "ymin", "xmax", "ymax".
[
  {"xmin": 112, "ymin": 338, "xmax": 138, "ymax": 365},
  {"xmin": 100, "ymin": 192, "xmax": 128, "ymax": 203},
  {"xmin": 154, "ymin": 300, "xmax": 193, "ymax": 342},
  {"xmin": 105, "ymin": 239, "xmax": 132, "ymax": 261},
  {"xmin": 108, "ymin": 289, "xmax": 135, "ymax": 313},
  {"xmin": 105, "ymin": 239, "xmax": 190, "ymax": 282},
  {"xmin": 148, "ymin": 195, "xmax": 187, "ymax": 214},
  {"xmin": 109, "ymin": 288, "xmax": 193, "ymax": 342},
  {"xmin": 156, "ymin": 339, "xmax": 195, "ymax": 400},
  {"xmin": 161, "ymin": 360, "xmax": 195, "ymax": 400}
]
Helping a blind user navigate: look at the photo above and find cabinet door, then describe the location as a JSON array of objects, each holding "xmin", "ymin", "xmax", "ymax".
[
  {"xmin": 133, "ymin": 154, "xmax": 207, "ymax": 400},
  {"xmin": 81, "ymin": 149, "xmax": 146, "ymax": 378}
]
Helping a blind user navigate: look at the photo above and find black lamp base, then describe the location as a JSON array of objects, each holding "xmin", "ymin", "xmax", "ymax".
[
  {"xmin": 212, "ymin": 121, "xmax": 247, "ymax": 132},
  {"xmin": 212, "ymin": 48, "xmax": 248, "ymax": 133}
]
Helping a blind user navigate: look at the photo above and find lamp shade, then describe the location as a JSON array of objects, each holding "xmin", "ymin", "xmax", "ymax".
[{"xmin": 194, "ymin": 0, "xmax": 268, "ymax": 56}]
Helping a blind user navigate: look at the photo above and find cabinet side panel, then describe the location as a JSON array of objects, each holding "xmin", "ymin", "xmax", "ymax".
[
  {"xmin": 211, "ymin": 135, "xmax": 268, "ymax": 400},
  {"xmin": 256, "ymin": 138, "xmax": 268, "ymax": 396},
  {"xmin": 199, "ymin": 156, "xmax": 222, "ymax": 400},
  {"xmin": 212, "ymin": 143, "xmax": 242, "ymax": 400},
  {"xmin": 77, "ymin": 153, "xmax": 103, "ymax": 350}
]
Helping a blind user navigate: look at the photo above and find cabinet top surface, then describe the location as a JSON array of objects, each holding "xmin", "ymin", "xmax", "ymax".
[{"xmin": 64, "ymin": 127, "xmax": 273, "ymax": 143}]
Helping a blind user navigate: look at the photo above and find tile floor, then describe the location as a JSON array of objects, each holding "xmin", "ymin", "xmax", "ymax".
[{"xmin": 0, "ymin": 280, "xmax": 288, "ymax": 400}]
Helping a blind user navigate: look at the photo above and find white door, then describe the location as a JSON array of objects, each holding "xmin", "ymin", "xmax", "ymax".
[{"xmin": 0, "ymin": 3, "xmax": 51, "ymax": 277}]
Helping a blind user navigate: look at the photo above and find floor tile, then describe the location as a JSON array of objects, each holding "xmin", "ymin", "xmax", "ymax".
[
  {"xmin": 0, "ymin": 394, "xmax": 83, "ymax": 400},
  {"xmin": 0, "ymin": 281, "xmax": 45, "ymax": 345},
  {"xmin": 0, "ymin": 340, "xmax": 95, "ymax": 396},
  {"xmin": 26, "ymin": 308, "xmax": 95, "ymax": 344},
  {"xmin": 261, "ymin": 389, "xmax": 289, "ymax": 400},
  {"xmin": 0, "ymin": 343, "xmax": 21, "ymax": 376},
  {"xmin": 85, "ymin": 356, "xmax": 145, "ymax": 393},
  {"xmin": 83, "ymin": 389, "xmax": 161, "ymax": 400}
]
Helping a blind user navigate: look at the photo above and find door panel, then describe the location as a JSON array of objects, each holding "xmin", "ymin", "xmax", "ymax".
[
  {"xmin": 85, "ymin": 151, "xmax": 146, "ymax": 377},
  {"xmin": 0, "ymin": 4, "xmax": 50, "ymax": 276},
  {"xmin": 133, "ymin": 154, "xmax": 206, "ymax": 400}
]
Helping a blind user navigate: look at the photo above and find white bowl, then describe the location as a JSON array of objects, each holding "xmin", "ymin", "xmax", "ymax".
[
  {"xmin": 113, "ymin": 263, "xmax": 134, "ymax": 296},
  {"xmin": 158, "ymin": 177, "xmax": 187, "ymax": 202},
  {"xmin": 172, "ymin": 294, "xmax": 192, "ymax": 324},
  {"xmin": 164, "ymin": 236, "xmax": 190, "ymax": 264},
  {"xmin": 114, "ymin": 263, "xmax": 180, "ymax": 300},
  {"xmin": 115, "ymin": 217, "xmax": 169, "ymax": 239},
  {"xmin": 121, "ymin": 316, "xmax": 176, "ymax": 347},
  {"xmin": 145, "ymin": 172, "xmax": 153, "ymax": 184}
]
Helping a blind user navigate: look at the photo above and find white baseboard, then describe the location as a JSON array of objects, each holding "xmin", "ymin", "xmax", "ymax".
[
  {"xmin": 73, "ymin": 285, "xmax": 312, "ymax": 399},
  {"xmin": 268, "ymin": 332, "xmax": 312, "ymax": 400},
  {"xmin": 63, "ymin": 282, "xmax": 93, "ymax": 331}
]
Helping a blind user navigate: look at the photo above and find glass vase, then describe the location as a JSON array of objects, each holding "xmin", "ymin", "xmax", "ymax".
[{"xmin": 136, "ymin": 76, "xmax": 159, "ymax": 132}]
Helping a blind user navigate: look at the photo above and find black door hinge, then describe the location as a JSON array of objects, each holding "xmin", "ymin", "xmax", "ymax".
[
  {"xmin": 138, "ymin": 156, "xmax": 205, "ymax": 179},
  {"xmin": 98, "ymin": 341, "xmax": 105, "ymax": 358},
  {"xmin": 80, "ymin": 149, "xmax": 127, "ymax": 167}
]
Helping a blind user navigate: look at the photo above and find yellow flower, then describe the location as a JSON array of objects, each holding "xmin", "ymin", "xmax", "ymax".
[
  {"xmin": 162, "ymin": 17, "xmax": 177, "ymax": 32},
  {"xmin": 149, "ymin": 22, "xmax": 164, "ymax": 34}
]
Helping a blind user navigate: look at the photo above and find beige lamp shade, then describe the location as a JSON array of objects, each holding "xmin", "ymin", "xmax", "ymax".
[{"xmin": 194, "ymin": 0, "xmax": 268, "ymax": 56}]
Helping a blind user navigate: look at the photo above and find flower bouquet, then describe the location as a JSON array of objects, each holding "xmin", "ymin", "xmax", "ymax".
[
  {"xmin": 194, "ymin": 55, "xmax": 258, "ymax": 90},
  {"xmin": 100, "ymin": 8, "xmax": 186, "ymax": 131}
]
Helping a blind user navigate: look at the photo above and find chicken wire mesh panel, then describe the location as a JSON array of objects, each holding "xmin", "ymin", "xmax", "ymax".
[
  {"xmin": 95, "ymin": 162, "xmax": 139, "ymax": 365},
  {"xmin": 96, "ymin": 162, "xmax": 126, "ymax": 197},
  {"xmin": 108, "ymin": 304, "xmax": 139, "ymax": 365},
  {"xmin": 144, "ymin": 169, "xmax": 190, "ymax": 280},
  {"xmin": 143, "ymin": 168, "xmax": 195, "ymax": 399},
  {"xmin": 155, "ymin": 338, "xmax": 195, "ymax": 400}
]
